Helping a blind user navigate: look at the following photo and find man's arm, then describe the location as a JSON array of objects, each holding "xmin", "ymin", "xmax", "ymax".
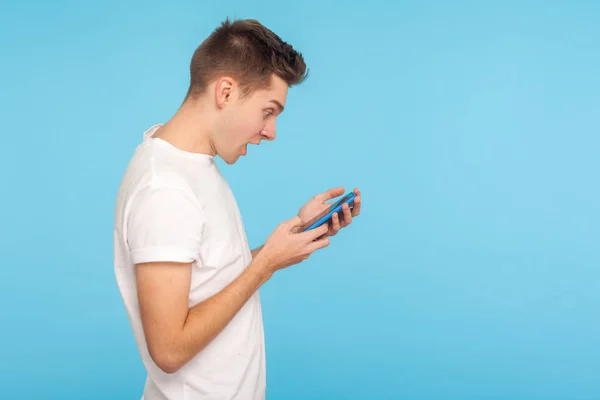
[
  {"xmin": 136, "ymin": 255, "xmax": 272, "ymax": 374},
  {"xmin": 136, "ymin": 218, "xmax": 329, "ymax": 374},
  {"xmin": 126, "ymin": 185, "xmax": 272, "ymax": 374}
]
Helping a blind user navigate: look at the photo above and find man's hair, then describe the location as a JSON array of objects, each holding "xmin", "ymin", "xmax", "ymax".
[{"xmin": 185, "ymin": 18, "xmax": 308, "ymax": 100}]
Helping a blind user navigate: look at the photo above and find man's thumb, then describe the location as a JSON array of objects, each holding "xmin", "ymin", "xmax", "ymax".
[{"xmin": 287, "ymin": 215, "xmax": 302, "ymax": 229}]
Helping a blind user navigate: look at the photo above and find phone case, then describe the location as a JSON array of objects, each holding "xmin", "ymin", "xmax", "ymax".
[{"xmin": 297, "ymin": 192, "xmax": 356, "ymax": 232}]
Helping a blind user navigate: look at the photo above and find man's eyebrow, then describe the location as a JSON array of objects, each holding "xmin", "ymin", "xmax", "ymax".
[{"xmin": 269, "ymin": 100, "xmax": 285, "ymax": 113}]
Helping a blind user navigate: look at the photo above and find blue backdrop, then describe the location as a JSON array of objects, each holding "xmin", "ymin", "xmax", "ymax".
[{"xmin": 2, "ymin": 1, "xmax": 599, "ymax": 399}]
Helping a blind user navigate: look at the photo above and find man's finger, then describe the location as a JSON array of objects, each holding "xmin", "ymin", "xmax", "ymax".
[
  {"xmin": 303, "ymin": 223, "xmax": 329, "ymax": 241},
  {"xmin": 342, "ymin": 203, "xmax": 353, "ymax": 226},
  {"xmin": 288, "ymin": 215, "xmax": 302, "ymax": 225},
  {"xmin": 317, "ymin": 187, "xmax": 345, "ymax": 202},
  {"xmin": 288, "ymin": 215, "xmax": 303, "ymax": 232},
  {"xmin": 330, "ymin": 213, "xmax": 340, "ymax": 235},
  {"xmin": 351, "ymin": 195, "xmax": 361, "ymax": 217},
  {"xmin": 306, "ymin": 235, "xmax": 330, "ymax": 253}
]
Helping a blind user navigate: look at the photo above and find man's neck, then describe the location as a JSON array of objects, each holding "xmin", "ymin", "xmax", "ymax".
[{"xmin": 153, "ymin": 99, "xmax": 216, "ymax": 156}]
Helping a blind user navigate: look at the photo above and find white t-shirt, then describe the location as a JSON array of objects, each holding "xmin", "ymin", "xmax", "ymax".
[{"xmin": 113, "ymin": 124, "xmax": 266, "ymax": 400}]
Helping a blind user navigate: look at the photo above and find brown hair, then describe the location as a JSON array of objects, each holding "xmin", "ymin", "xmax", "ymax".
[{"xmin": 185, "ymin": 18, "xmax": 308, "ymax": 100}]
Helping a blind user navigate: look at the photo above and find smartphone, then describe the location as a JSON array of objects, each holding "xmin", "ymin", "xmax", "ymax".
[{"xmin": 296, "ymin": 192, "xmax": 357, "ymax": 233}]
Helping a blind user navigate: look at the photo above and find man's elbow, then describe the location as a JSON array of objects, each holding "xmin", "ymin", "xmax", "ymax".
[{"xmin": 148, "ymin": 344, "xmax": 186, "ymax": 374}]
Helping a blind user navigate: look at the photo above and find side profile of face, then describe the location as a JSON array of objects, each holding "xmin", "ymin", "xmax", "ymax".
[{"xmin": 211, "ymin": 74, "xmax": 289, "ymax": 164}]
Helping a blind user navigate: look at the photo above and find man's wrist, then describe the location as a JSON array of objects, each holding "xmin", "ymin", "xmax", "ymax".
[{"xmin": 248, "ymin": 250, "xmax": 274, "ymax": 285}]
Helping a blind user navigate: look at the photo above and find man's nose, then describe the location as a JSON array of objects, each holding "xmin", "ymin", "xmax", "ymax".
[{"xmin": 260, "ymin": 119, "xmax": 276, "ymax": 141}]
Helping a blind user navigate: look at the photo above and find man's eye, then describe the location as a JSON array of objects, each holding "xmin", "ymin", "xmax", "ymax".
[{"xmin": 264, "ymin": 110, "xmax": 273, "ymax": 118}]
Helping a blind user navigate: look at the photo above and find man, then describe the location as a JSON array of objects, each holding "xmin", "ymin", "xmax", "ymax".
[{"xmin": 113, "ymin": 18, "xmax": 361, "ymax": 400}]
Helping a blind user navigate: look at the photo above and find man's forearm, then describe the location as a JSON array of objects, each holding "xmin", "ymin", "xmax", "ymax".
[
  {"xmin": 163, "ymin": 255, "xmax": 272, "ymax": 372},
  {"xmin": 251, "ymin": 245, "xmax": 263, "ymax": 258}
]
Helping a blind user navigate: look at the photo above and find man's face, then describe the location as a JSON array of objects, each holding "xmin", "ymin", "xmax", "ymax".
[{"xmin": 214, "ymin": 74, "xmax": 288, "ymax": 164}]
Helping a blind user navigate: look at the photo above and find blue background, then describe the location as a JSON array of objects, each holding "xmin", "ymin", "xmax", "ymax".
[{"xmin": 1, "ymin": 0, "xmax": 599, "ymax": 398}]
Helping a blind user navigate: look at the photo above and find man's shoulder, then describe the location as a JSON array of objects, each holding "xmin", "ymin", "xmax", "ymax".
[
  {"xmin": 122, "ymin": 170, "xmax": 201, "ymax": 213},
  {"xmin": 118, "ymin": 145, "xmax": 198, "ymax": 198},
  {"xmin": 115, "ymin": 168, "xmax": 207, "ymax": 245},
  {"xmin": 115, "ymin": 153, "xmax": 204, "ymax": 224}
]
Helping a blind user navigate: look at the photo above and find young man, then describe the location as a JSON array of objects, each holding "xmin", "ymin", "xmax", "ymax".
[{"xmin": 113, "ymin": 18, "xmax": 361, "ymax": 400}]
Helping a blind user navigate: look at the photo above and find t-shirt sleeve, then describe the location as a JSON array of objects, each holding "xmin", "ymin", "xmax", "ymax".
[{"xmin": 126, "ymin": 185, "xmax": 206, "ymax": 265}]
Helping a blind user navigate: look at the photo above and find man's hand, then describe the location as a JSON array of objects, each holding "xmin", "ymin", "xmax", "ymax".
[
  {"xmin": 257, "ymin": 216, "xmax": 330, "ymax": 272},
  {"xmin": 298, "ymin": 187, "xmax": 362, "ymax": 236}
]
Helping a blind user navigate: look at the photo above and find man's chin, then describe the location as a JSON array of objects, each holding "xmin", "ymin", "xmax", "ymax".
[
  {"xmin": 219, "ymin": 147, "xmax": 245, "ymax": 165},
  {"xmin": 223, "ymin": 154, "xmax": 241, "ymax": 165}
]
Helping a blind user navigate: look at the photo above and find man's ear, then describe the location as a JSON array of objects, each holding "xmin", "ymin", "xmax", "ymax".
[{"xmin": 215, "ymin": 76, "xmax": 236, "ymax": 108}]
